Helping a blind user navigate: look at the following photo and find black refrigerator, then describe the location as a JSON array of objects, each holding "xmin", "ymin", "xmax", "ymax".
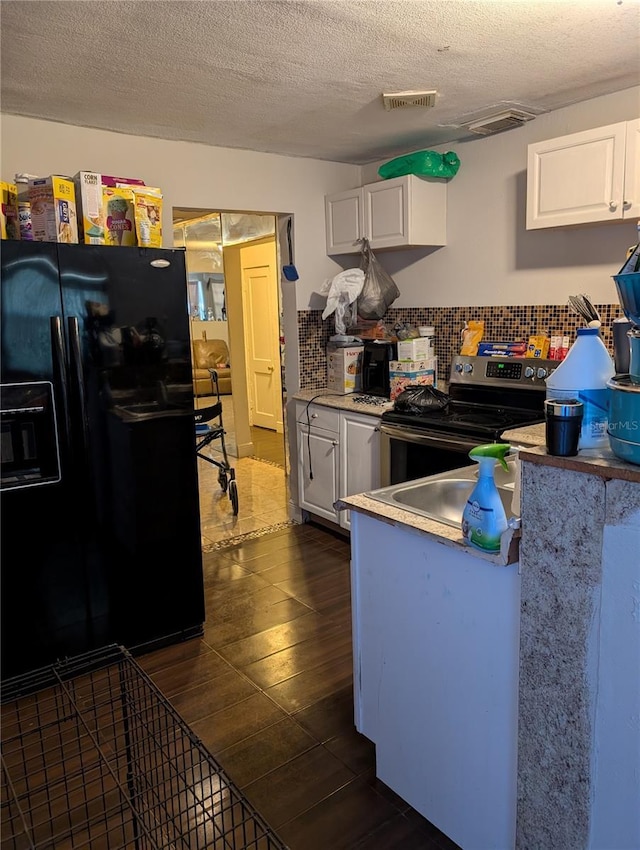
[{"xmin": 1, "ymin": 241, "xmax": 205, "ymax": 680}]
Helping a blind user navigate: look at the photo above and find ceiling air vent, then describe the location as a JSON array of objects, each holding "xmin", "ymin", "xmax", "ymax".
[
  {"xmin": 465, "ymin": 109, "xmax": 537, "ymax": 136},
  {"xmin": 382, "ymin": 90, "xmax": 438, "ymax": 111}
]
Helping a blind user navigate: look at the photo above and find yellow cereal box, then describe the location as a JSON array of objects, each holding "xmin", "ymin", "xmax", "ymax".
[
  {"xmin": 0, "ymin": 182, "xmax": 20, "ymax": 240},
  {"xmin": 131, "ymin": 187, "xmax": 163, "ymax": 248},
  {"xmin": 526, "ymin": 335, "xmax": 550, "ymax": 359},
  {"xmin": 74, "ymin": 171, "xmax": 105, "ymax": 244},
  {"xmin": 103, "ymin": 186, "xmax": 136, "ymax": 247},
  {"xmin": 28, "ymin": 176, "xmax": 78, "ymax": 243}
]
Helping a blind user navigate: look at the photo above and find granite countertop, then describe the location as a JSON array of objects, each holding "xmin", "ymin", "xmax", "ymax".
[
  {"xmin": 518, "ymin": 443, "xmax": 640, "ymax": 483},
  {"xmin": 502, "ymin": 423, "xmax": 546, "ymax": 447},
  {"xmin": 336, "ymin": 493, "xmax": 520, "ymax": 566},
  {"xmin": 292, "ymin": 388, "xmax": 393, "ymax": 416}
]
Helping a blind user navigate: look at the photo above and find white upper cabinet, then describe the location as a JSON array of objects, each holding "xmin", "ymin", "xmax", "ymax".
[
  {"xmin": 325, "ymin": 174, "xmax": 447, "ymax": 254},
  {"xmin": 526, "ymin": 120, "xmax": 640, "ymax": 229}
]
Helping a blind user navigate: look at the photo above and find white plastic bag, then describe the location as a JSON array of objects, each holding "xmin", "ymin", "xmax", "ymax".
[{"xmin": 321, "ymin": 268, "xmax": 365, "ymax": 333}]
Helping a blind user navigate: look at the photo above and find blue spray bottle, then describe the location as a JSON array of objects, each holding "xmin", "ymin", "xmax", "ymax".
[{"xmin": 461, "ymin": 443, "xmax": 511, "ymax": 553}]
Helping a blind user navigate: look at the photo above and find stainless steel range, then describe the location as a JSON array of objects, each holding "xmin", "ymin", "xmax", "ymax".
[{"xmin": 380, "ymin": 355, "xmax": 558, "ymax": 486}]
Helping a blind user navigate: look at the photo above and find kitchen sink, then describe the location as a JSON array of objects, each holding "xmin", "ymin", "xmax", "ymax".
[{"xmin": 365, "ymin": 461, "xmax": 517, "ymax": 528}]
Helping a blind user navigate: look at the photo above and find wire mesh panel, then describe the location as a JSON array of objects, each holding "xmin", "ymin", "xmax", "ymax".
[{"xmin": 1, "ymin": 645, "xmax": 288, "ymax": 850}]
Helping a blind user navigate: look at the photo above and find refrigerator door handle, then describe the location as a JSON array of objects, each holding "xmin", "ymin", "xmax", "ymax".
[
  {"xmin": 67, "ymin": 316, "xmax": 91, "ymax": 463},
  {"xmin": 50, "ymin": 315, "xmax": 72, "ymax": 468}
]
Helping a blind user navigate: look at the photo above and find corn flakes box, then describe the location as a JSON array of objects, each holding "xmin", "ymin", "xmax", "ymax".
[
  {"xmin": 74, "ymin": 171, "xmax": 105, "ymax": 244},
  {"xmin": 0, "ymin": 182, "xmax": 20, "ymax": 240},
  {"xmin": 103, "ymin": 186, "xmax": 136, "ymax": 246},
  {"xmin": 28, "ymin": 176, "xmax": 78, "ymax": 243},
  {"xmin": 131, "ymin": 187, "xmax": 163, "ymax": 248}
]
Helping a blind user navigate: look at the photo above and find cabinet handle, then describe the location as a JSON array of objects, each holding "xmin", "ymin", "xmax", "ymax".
[
  {"xmin": 609, "ymin": 200, "xmax": 618, "ymax": 211},
  {"xmin": 311, "ymin": 413, "xmax": 318, "ymax": 419},
  {"xmin": 331, "ymin": 440, "xmax": 338, "ymax": 447},
  {"xmin": 374, "ymin": 426, "xmax": 380, "ymax": 432},
  {"xmin": 623, "ymin": 199, "xmax": 631, "ymax": 209}
]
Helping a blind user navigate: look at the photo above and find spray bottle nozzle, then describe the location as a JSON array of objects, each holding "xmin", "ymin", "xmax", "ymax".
[{"xmin": 468, "ymin": 443, "xmax": 511, "ymax": 472}]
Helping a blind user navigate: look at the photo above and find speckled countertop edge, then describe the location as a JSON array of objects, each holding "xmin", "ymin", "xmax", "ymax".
[
  {"xmin": 517, "ymin": 444, "xmax": 640, "ymax": 483},
  {"xmin": 336, "ymin": 494, "xmax": 520, "ymax": 566},
  {"xmin": 291, "ymin": 389, "xmax": 393, "ymax": 417}
]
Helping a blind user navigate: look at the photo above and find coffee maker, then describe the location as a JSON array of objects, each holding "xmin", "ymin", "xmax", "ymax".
[
  {"xmin": 361, "ymin": 340, "xmax": 397, "ymax": 397},
  {"xmin": 609, "ymin": 271, "xmax": 640, "ymax": 464}
]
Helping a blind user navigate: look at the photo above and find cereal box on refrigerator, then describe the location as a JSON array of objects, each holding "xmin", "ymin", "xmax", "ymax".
[
  {"xmin": 131, "ymin": 187, "xmax": 163, "ymax": 247},
  {"xmin": 0, "ymin": 182, "xmax": 20, "ymax": 240},
  {"xmin": 103, "ymin": 186, "xmax": 136, "ymax": 246},
  {"xmin": 74, "ymin": 171, "xmax": 105, "ymax": 244},
  {"xmin": 28, "ymin": 176, "xmax": 78, "ymax": 243}
]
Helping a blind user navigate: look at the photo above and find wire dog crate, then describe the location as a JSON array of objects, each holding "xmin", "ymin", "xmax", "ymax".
[{"xmin": 0, "ymin": 645, "xmax": 287, "ymax": 849}]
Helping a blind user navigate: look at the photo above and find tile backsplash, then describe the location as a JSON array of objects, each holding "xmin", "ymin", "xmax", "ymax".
[{"xmin": 297, "ymin": 304, "xmax": 624, "ymax": 390}]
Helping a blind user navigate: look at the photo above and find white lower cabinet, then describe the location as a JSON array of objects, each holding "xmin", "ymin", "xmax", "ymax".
[
  {"xmin": 295, "ymin": 402, "xmax": 381, "ymax": 529},
  {"xmin": 339, "ymin": 411, "xmax": 381, "ymax": 531}
]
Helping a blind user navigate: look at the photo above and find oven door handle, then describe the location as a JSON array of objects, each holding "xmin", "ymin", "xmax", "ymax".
[{"xmin": 379, "ymin": 423, "xmax": 483, "ymax": 453}]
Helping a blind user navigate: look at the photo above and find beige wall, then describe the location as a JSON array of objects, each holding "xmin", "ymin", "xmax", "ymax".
[
  {"xmin": 0, "ymin": 113, "xmax": 359, "ymax": 312},
  {"xmin": 357, "ymin": 87, "xmax": 640, "ymax": 308},
  {"xmin": 2, "ymin": 86, "xmax": 638, "ymax": 317}
]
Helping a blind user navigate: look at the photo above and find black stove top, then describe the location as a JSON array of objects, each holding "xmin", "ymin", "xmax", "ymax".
[{"xmin": 381, "ymin": 402, "xmax": 544, "ymax": 441}]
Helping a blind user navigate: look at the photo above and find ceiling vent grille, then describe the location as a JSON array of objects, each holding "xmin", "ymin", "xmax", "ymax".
[
  {"xmin": 465, "ymin": 109, "xmax": 537, "ymax": 136},
  {"xmin": 382, "ymin": 90, "xmax": 438, "ymax": 111}
]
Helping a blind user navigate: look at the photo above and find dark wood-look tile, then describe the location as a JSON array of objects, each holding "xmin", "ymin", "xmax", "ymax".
[
  {"xmin": 203, "ymin": 596, "xmax": 314, "ymax": 648},
  {"xmin": 274, "ymin": 568, "xmax": 351, "ymax": 612},
  {"xmin": 264, "ymin": 649, "xmax": 353, "ymax": 713},
  {"xmin": 135, "ymin": 637, "xmax": 213, "ymax": 676},
  {"xmin": 255, "ymin": 549, "xmax": 346, "ymax": 584},
  {"xmin": 203, "ymin": 568, "xmax": 271, "ymax": 598},
  {"xmin": 190, "ymin": 692, "xmax": 287, "ymax": 755},
  {"xmin": 403, "ymin": 808, "xmax": 464, "ymax": 850},
  {"xmin": 276, "ymin": 776, "xmax": 401, "ymax": 850},
  {"xmin": 167, "ymin": 667, "xmax": 258, "ymax": 725},
  {"xmin": 148, "ymin": 649, "xmax": 232, "ymax": 698},
  {"xmin": 243, "ymin": 744, "xmax": 356, "ymax": 828},
  {"xmin": 324, "ymin": 729, "xmax": 376, "ymax": 776},
  {"xmin": 216, "ymin": 717, "xmax": 317, "ymax": 788},
  {"xmin": 352, "ymin": 814, "xmax": 443, "ymax": 849},
  {"xmin": 216, "ymin": 611, "xmax": 328, "ymax": 668},
  {"xmin": 239, "ymin": 621, "xmax": 351, "ymax": 690},
  {"xmin": 204, "ymin": 584, "xmax": 292, "ymax": 623},
  {"xmin": 292, "ymin": 685, "xmax": 355, "ymax": 743}
]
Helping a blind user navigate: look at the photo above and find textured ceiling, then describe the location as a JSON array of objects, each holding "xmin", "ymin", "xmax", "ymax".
[{"xmin": 1, "ymin": 0, "xmax": 639, "ymax": 165}]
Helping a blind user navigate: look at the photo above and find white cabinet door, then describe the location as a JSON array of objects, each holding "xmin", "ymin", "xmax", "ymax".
[
  {"xmin": 623, "ymin": 118, "xmax": 640, "ymax": 220},
  {"xmin": 339, "ymin": 412, "xmax": 381, "ymax": 531},
  {"xmin": 526, "ymin": 122, "xmax": 627, "ymax": 229},
  {"xmin": 297, "ymin": 423, "xmax": 340, "ymax": 523},
  {"xmin": 324, "ymin": 188, "xmax": 363, "ymax": 254},
  {"xmin": 364, "ymin": 175, "xmax": 447, "ymax": 250},
  {"xmin": 325, "ymin": 175, "xmax": 447, "ymax": 254}
]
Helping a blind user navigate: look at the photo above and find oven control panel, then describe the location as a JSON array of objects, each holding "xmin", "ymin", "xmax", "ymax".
[{"xmin": 450, "ymin": 356, "xmax": 558, "ymax": 388}]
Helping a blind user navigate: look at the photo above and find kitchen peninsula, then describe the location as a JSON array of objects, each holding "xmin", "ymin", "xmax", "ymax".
[{"xmin": 339, "ymin": 434, "xmax": 640, "ymax": 850}]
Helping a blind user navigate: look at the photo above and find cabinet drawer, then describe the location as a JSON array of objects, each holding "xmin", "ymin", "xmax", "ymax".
[{"xmin": 296, "ymin": 402, "xmax": 340, "ymax": 433}]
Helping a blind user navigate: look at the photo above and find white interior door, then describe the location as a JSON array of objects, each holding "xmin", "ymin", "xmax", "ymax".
[{"xmin": 241, "ymin": 240, "xmax": 283, "ymax": 432}]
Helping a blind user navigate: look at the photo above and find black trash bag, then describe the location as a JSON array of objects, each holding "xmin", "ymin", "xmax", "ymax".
[
  {"xmin": 393, "ymin": 384, "xmax": 450, "ymax": 414},
  {"xmin": 357, "ymin": 238, "xmax": 400, "ymax": 320}
]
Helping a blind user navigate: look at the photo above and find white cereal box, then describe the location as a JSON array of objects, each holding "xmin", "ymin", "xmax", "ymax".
[
  {"xmin": 28, "ymin": 176, "xmax": 78, "ymax": 243},
  {"xmin": 397, "ymin": 337, "xmax": 432, "ymax": 361},
  {"xmin": 74, "ymin": 171, "xmax": 105, "ymax": 244},
  {"xmin": 389, "ymin": 358, "xmax": 437, "ymax": 401},
  {"xmin": 327, "ymin": 346, "xmax": 363, "ymax": 394}
]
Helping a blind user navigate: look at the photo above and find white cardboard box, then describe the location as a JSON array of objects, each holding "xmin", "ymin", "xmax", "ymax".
[
  {"xmin": 327, "ymin": 346, "xmax": 363, "ymax": 394},
  {"xmin": 389, "ymin": 357, "xmax": 437, "ymax": 401},
  {"xmin": 397, "ymin": 337, "xmax": 433, "ymax": 361}
]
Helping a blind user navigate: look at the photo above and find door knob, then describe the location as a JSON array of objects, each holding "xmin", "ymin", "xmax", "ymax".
[{"xmin": 268, "ymin": 365, "xmax": 275, "ymax": 372}]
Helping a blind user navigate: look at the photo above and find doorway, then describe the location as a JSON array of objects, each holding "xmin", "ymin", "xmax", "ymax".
[{"xmin": 173, "ymin": 208, "xmax": 291, "ymax": 547}]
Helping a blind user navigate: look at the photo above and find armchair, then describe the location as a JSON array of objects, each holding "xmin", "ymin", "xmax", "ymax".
[{"xmin": 192, "ymin": 338, "xmax": 232, "ymax": 396}]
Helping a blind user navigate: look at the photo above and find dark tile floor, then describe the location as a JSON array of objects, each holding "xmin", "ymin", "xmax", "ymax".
[{"xmin": 138, "ymin": 522, "xmax": 461, "ymax": 850}]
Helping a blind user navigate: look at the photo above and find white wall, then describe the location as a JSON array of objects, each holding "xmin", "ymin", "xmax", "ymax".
[
  {"xmin": 0, "ymin": 113, "xmax": 359, "ymax": 312},
  {"xmin": 2, "ymin": 87, "xmax": 638, "ymax": 317},
  {"xmin": 359, "ymin": 87, "xmax": 640, "ymax": 307}
]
